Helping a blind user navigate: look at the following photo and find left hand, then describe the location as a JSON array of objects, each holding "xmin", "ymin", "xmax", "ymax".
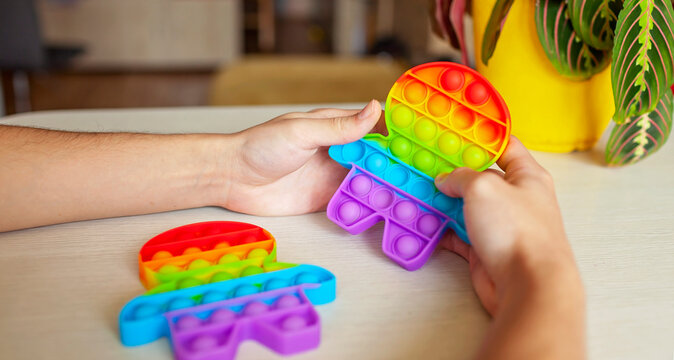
[{"xmin": 221, "ymin": 100, "xmax": 383, "ymax": 215}]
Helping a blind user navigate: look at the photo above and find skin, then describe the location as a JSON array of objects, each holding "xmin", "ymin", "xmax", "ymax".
[
  {"xmin": 0, "ymin": 101, "xmax": 584, "ymax": 359},
  {"xmin": 436, "ymin": 137, "xmax": 586, "ymax": 360},
  {"xmin": 428, "ymin": 1, "xmax": 587, "ymax": 353},
  {"xmin": 0, "ymin": 101, "xmax": 382, "ymax": 231}
]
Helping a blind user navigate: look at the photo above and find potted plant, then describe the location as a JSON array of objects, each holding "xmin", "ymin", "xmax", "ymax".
[{"xmin": 432, "ymin": 0, "xmax": 674, "ymax": 166}]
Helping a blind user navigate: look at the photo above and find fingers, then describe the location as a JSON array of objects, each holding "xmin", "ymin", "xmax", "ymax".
[
  {"xmin": 469, "ymin": 254, "xmax": 498, "ymax": 316},
  {"xmin": 441, "ymin": 232, "xmax": 498, "ymax": 315},
  {"xmin": 496, "ymin": 136, "xmax": 537, "ymax": 172},
  {"xmin": 497, "ymin": 136, "xmax": 553, "ymax": 187},
  {"xmin": 441, "ymin": 231, "xmax": 470, "ymax": 261},
  {"xmin": 368, "ymin": 110, "xmax": 388, "ymax": 136},
  {"xmin": 306, "ymin": 108, "xmax": 361, "ymax": 118},
  {"xmin": 434, "ymin": 166, "xmax": 502, "ymax": 198},
  {"xmin": 293, "ymin": 100, "xmax": 382, "ymax": 148},
  {"xmin": 306, "ymin": 106, "xmax": 386, "ymax": 135}
]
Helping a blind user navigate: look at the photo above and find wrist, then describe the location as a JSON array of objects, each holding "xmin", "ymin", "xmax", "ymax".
[{"xmin": 188, "ymin": 133, "xmax": 240, "ymax": 208}]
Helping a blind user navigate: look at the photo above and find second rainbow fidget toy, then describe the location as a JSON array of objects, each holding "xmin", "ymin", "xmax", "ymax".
[
  {"xmin": 119, "ymin": 221, "xmax": 336, "ymax": 359},
  {"xmin": 327, "ymin": 62, "xmax": 511, "ymax": 271}
]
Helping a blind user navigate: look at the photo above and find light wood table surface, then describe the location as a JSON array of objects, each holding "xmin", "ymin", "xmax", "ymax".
[{"xmin": 1, "ymin": 105, "xmax": 673, "ymax": 360}]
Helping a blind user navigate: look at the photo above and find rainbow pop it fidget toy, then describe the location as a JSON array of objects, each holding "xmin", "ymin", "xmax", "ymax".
[
  {"xmin": 327, "ymin": 62, "xmax": 511, "ymax": 271},
  {"xmin": 119, "ymin": 221, "xmax": 336, "ymax": 359}
]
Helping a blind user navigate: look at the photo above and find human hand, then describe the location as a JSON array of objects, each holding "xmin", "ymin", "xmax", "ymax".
[
  {"xmin": 435, "ymin": 136, "xmax": 582, "ymax": 316},
  {"xmin": 220, "ymin": 100, "xmax": 383, "ymax": 216}
]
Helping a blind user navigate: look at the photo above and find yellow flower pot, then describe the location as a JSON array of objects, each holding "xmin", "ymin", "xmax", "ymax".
[{"xmin": 472, "ymin": 0, "xmax": 615, "ymax": 152}]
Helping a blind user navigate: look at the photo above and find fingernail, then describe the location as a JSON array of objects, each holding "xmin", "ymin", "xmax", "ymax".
[
  {"xmin": 358, "ymin": 100, "xmax": 374, "ymax": 120},
  {"xmin": 435, "ymin": 173, "xmax": 448, "ymax": 184}
]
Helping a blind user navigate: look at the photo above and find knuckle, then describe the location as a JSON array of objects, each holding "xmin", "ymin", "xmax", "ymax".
[
  {"xmin": 464, "ymin": 173, "xmax": 498, "ymax": 197},
  {"xmin": 286, "ymin": 120, "xmax": 304, "ymax": 139},
  {"xmin": 533, "ymin": 167, "xmax": 555, "ymax": 188},
  {"xmin": 329, "ymin": 116, "xmax": 352, "ymax": 141}
]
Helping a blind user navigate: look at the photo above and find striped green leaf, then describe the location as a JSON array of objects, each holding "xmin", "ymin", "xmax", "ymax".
[
  {"xmin": 567, "ymin": 0, "xmax": 623, "ymax": 50},
  {"xmin": 611, "ymin": 0, "xmax": 674, "ymax": 124},
  {"xmin": 535, "ymin": 0, "xmax": 610, "ymax": 80},
  {"xmin": 481, "ymin": 0, "xmax": 515, "ymax": 66},
  {"xmin": 606, "ymin": 89, "xmax": 673, "ymax": 165}
]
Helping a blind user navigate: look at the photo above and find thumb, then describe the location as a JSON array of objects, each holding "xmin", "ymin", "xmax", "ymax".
[{"xmin": 297, "ymin": 100, "xmax": 382, "ymax": 148}]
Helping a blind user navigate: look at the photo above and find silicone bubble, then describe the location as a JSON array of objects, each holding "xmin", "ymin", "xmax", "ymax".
[
  {"xmin": 152, "ymin": 251, "xmax": 173, "ymax": 260},
  {"xmin": 387, "ymin": 165, "xmax": 410, "ymax": 187},
  {"xmin": 176, "ymin": 315, "xmax": 202, "ymax": 331},
  {"xmin": 294, "ymin": 272, "xmax": 320, "ymax": 285},
  {"xmin": 234, "ymin": 284, "xmax": 259, "ymax": 297},
  {"xmin": 159, "ymin": 265, "xmax": 181, "ymax": 275},
  {"xmin": 177, "ymin": 277, "xmax": 203, "ymax": 290},
  {"xmin": 168, "ymin": 297, "xmax": 196, "ymax": 311},
  {"xmin": 209, "ymin": 308, "xmax": 236, "ymax": 323},
  {"xmin": 394, "ymin": 235, "xmax": 421, "ymax": 259},
  {"xmin": 265, "ymin": 278, "xmax": 291, "ymax": 291},
  {"xmin": 247, "ymin": 248, "xmax": 269, "ymax": 259},
  {"xmin": 391, "ymin": 104, "xmax": 415, "ymax": 128},
  {"xmin": 392, "ymin": 200, "xmax": 418, "ymax": 222},
  {"xmin": 218, "ymin": 254, "xmax": 240, "ymax": 265},
  {"xmin": 275, "ymin": 294, "xmax": 301, "ymax": 309},
  {"xmin": 390, "ymin": 136, "xmax": 413, "ymax": 158},
  {"xmin": 351, "ymin": 173, "xmax": 372, "ymax": 191},
  {"xmin": 465, "ymin": 81, "xmax": 490, "ymax": 105},
  {"xmin": 337, "ymin": 201, "xmax": 361, "ymax": 225},
  {"xmin": 281, "ymin": 315, "xmax": 308, "ymax": 331},
  {"xmin": 417, "ymin": 214, "xmax": 441, "ymax": 236},
  {"xmin": 370, "ymin": 189, "xmax": 395, "ymax": 209},
  {"xmin": 327, "ymin": 62, "xmax": 510, "ymax": 271},
  {"xmin": 240, "ymin": 265, "xmax": 265, "ymax": 278},
  {"xmin": 191, "ymin": 335, "xmax": 218, "ymax": 352},
  {"xmin": 440, "ymin": 69, "xmax": 465, "ymax": 91},
  {"xmin": 403, "ymin": 80, "xmax": 428, "ymax": 104},
  {"xmin": 183, "ymin": 247, "xmax": 201, "ymax": 255},
  {"xmin": 210, "ymin": 271, "xmax": 234, "ymax": 283},
  {"xmin": 187, "ymin": 259, "xmax": 211, "ymax": 271},
  {"xmin": 242, "ymin": 301, "xmax": 269, "ymax": 316},
  {"xmin": 133, "ymin": 304, "xmax": 161, "ymax": 320},
  {"xmin": 427, "ymin": 93, "xmax": 452, "ymax": 118},
  {"xmin": 214, "ymin": 242, "xmax": 230, "ymax": 249},
  {"xmin": 201, "ymin": 291, "xmax": 228, "ymax": 304}
]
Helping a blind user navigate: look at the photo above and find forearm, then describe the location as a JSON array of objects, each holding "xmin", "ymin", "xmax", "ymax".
[
  {"xmin": 477, "ymin": 254, "xmax": 586, "ymax": 360},
  {"xmin": 0, "ymin": 125, "xmax": 234, "ymax": 232}
]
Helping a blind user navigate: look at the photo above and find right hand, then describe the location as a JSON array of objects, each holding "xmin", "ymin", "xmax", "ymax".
[{"xmin": 435, "ymin": 136, "xmax": 582, "ymax": 315}]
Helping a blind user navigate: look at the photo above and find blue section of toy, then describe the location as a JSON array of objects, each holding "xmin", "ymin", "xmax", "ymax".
[
  {"xmin": 329, "ymin": 138, "xmax": 467, "ymax": 243},
  {"xmin": 119, "ymin": 264, "xmax": 336, "ymax": 347}
]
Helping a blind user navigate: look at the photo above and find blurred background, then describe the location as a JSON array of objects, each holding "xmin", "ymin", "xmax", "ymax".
[{"xmin": 0, "ymin": 0, "xmax": 467, "ymax": 116}]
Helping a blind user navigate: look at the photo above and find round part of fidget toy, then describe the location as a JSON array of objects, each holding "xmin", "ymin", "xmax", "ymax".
[{"xmin": 385, "ymin": 62, "xmax": 511, "ymax": 177}]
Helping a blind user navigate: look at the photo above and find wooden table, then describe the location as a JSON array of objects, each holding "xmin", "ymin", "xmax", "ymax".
[{"xmin": 1, "ymin": 105, "xmax": 673, "ymax": 359}]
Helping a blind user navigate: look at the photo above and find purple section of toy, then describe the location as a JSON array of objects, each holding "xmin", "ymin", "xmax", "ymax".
[
  {"xmin": 166, "ymin": 285, "xmax": 320, "ymax": 360},
  {"xmin": 327, "ymin": 165, "xmax": 453, "ymax": 271}
]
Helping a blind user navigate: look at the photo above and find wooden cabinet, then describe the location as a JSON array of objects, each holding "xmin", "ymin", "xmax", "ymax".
[{"xmin": 37, "ymin": 0, "xmax": 242, "ymax": 69}]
